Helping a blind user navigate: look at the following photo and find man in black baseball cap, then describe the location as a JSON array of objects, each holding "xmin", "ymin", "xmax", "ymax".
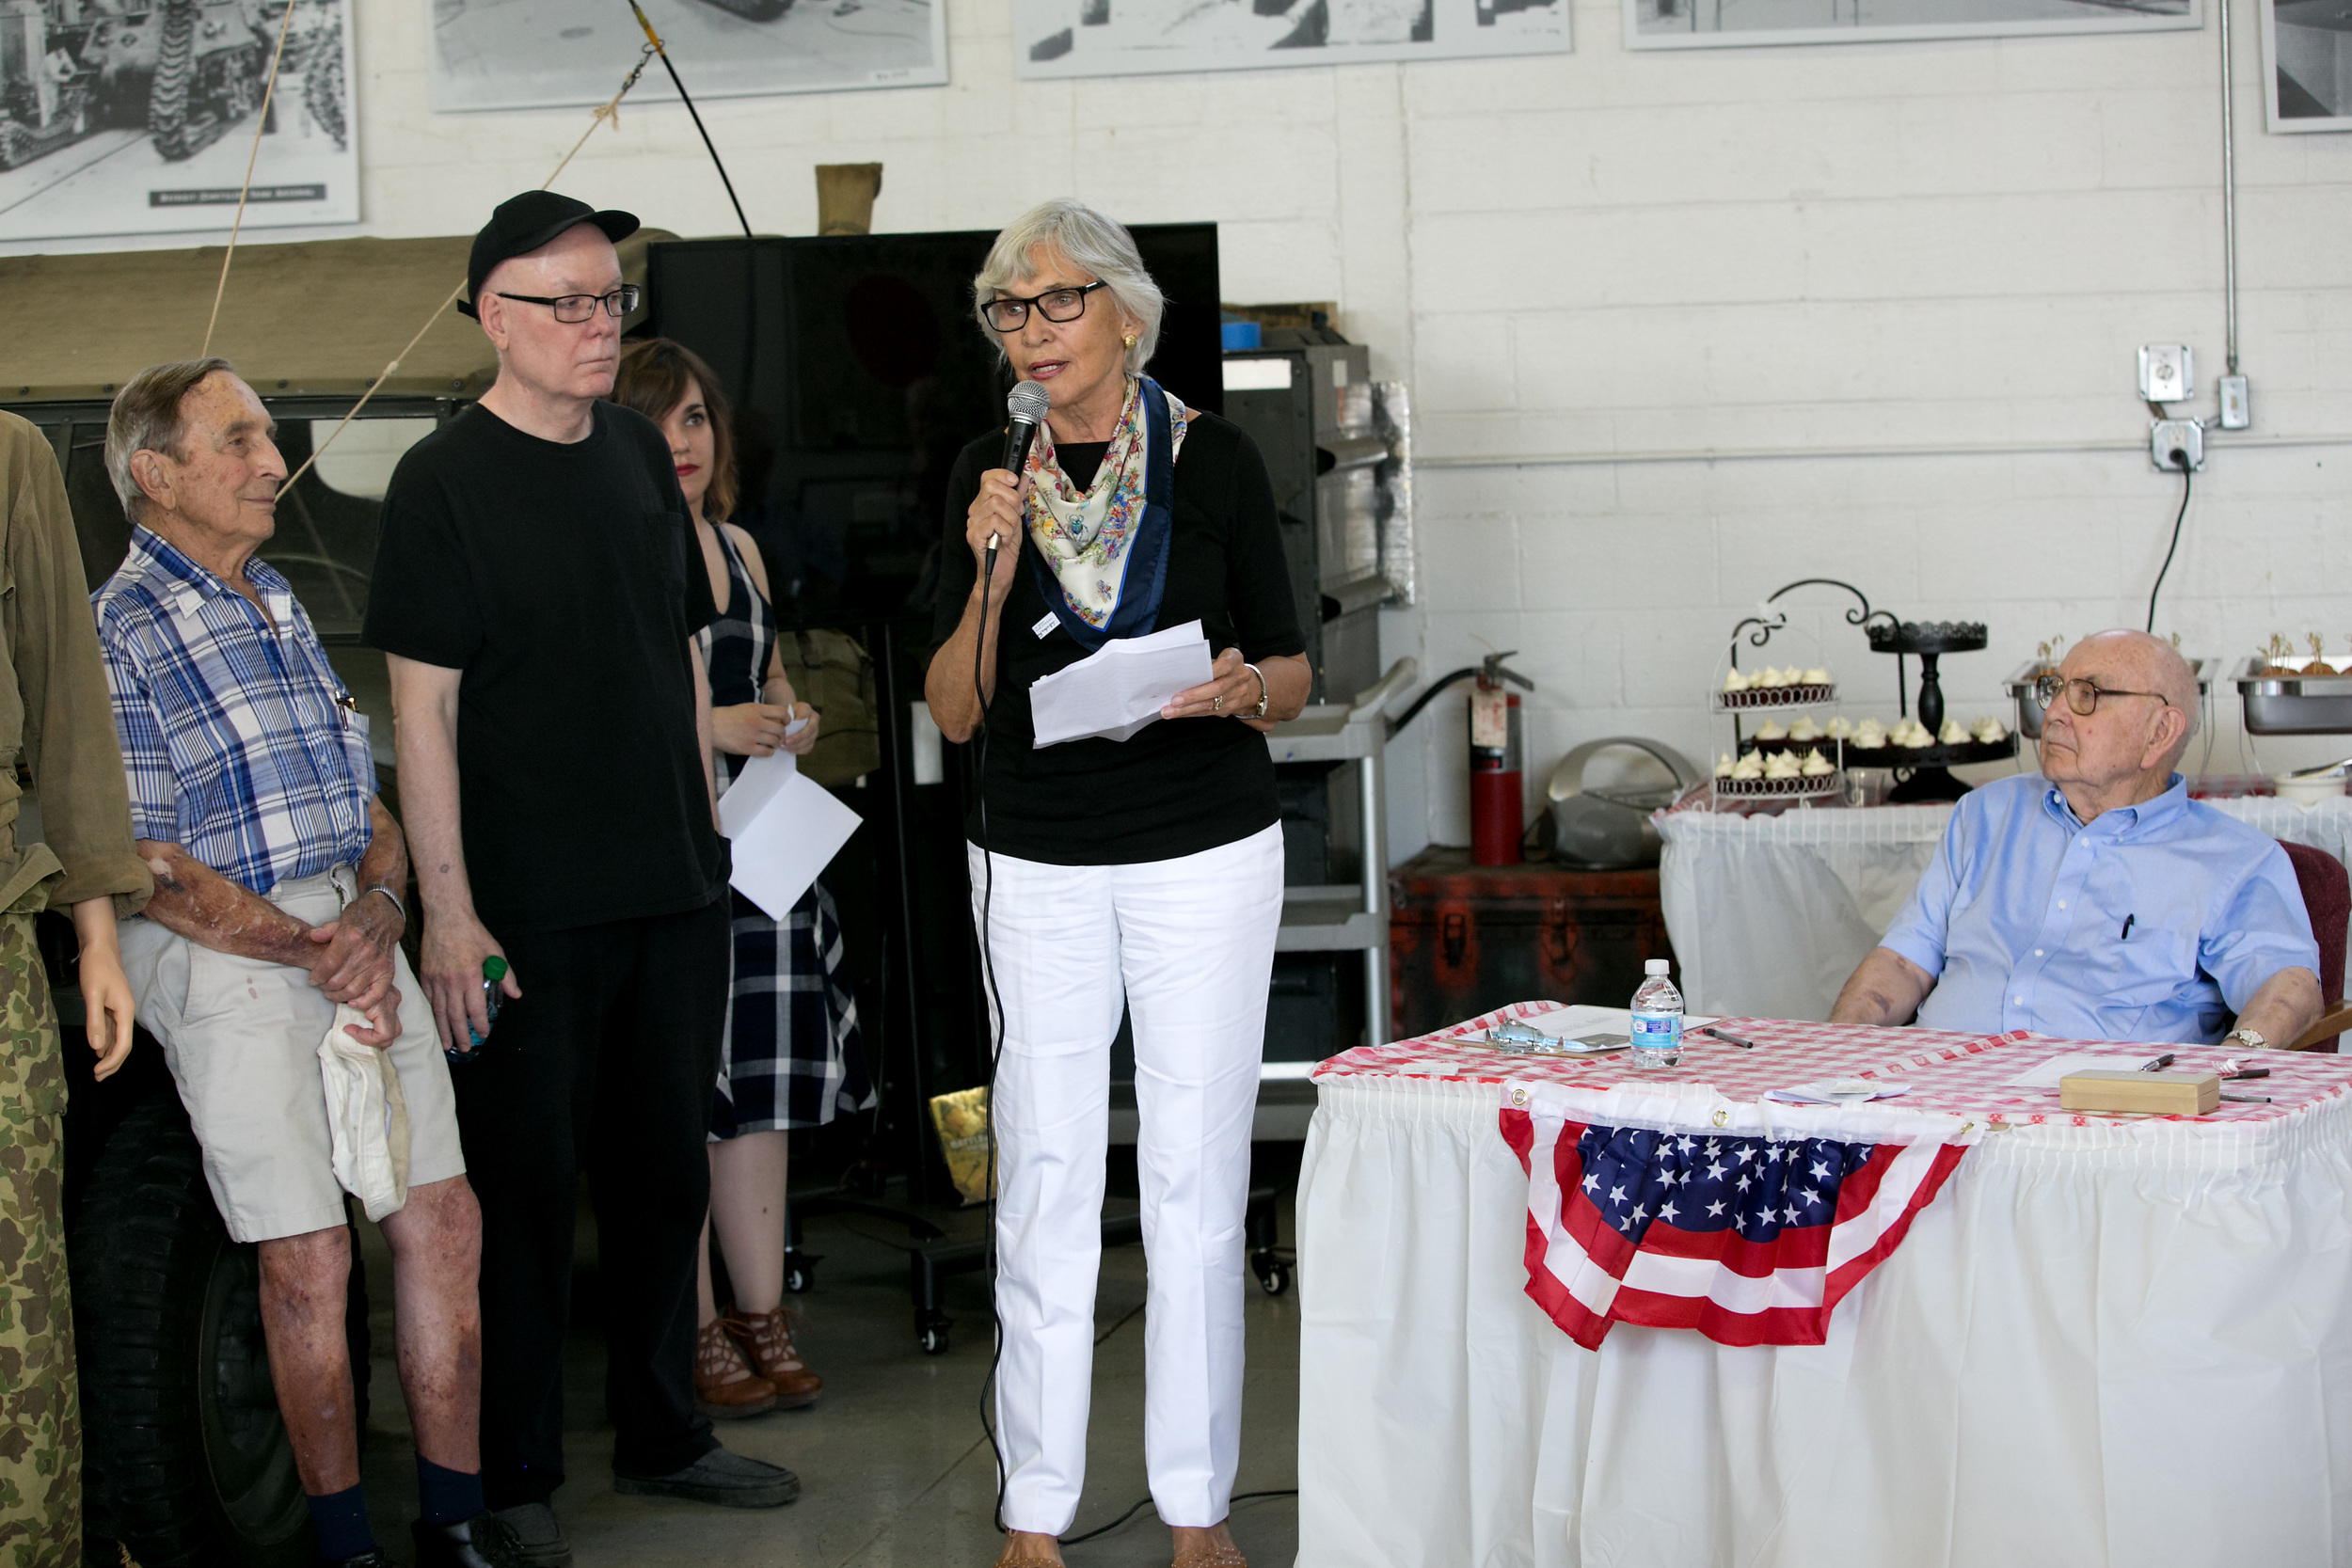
[
  {"xmin": 367, "ymin": 191, "xmax": 796, "ymax": 1561},
  {"xmin": 456, "ymin": 190, "xmax": 638, "ymax": 320}
]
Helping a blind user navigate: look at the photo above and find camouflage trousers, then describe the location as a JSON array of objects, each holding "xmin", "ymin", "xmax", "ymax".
[{"xmin": 0, "ymin": 911, "xmax": 75, "ymax": 1567}]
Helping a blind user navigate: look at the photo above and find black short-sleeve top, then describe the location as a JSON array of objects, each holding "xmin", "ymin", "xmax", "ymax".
[
  {"xmin": 361, "ymin": 401, "xmax": 727, "ymax": 933},
  {"xmin": 930, "ymin": 410, "xmax": 1305, "ymax": 867}
]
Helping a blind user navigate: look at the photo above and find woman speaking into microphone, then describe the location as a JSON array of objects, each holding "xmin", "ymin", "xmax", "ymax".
[{"xmin": 925, "ymin": 198, "xmax": 1310, "ymax": 1568}]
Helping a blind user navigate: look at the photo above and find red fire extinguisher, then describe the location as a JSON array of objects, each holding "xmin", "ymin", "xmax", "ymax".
[
  {"xmin": 1468, "ymin": 651, "xmax": 1534, "ymax": 865},
  {"xmin": 1387, "ymin": 651, "xmax": 1539, "ymax": 866}
]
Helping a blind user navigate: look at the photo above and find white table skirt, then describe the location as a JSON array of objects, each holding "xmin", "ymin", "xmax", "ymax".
[
  {"xmin": 1656, "ymin": 796, "xmax": 2352, "ymax": 1022},
  {"xmin": 1295, "ymin": 1072, "xmax": 2352, "ymax": 1567}
]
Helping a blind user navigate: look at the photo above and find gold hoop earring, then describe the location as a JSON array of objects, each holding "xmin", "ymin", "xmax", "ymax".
[{"xmin": 1122, "ymin": 334, "xmax": 1137, "ymax": 349}]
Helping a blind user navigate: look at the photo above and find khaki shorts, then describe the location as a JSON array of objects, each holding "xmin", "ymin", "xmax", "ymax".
[{"xmin": 119, "ymin": 866, "xmax": 466, "ymax": 1243}]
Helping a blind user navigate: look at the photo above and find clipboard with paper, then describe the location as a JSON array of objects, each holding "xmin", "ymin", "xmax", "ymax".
[{"xmin": 1026, "ymin": 619, "xmax": 1214, "ymax": 748}]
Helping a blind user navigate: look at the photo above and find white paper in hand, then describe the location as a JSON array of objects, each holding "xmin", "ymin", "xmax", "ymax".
[
  {"xmin": 1027, "ymin": 620, "xmax": 1215, "ymax": 748},
  {"xmin": 720, "ymin": 750, "xmax": 861, "ymax": 920}
]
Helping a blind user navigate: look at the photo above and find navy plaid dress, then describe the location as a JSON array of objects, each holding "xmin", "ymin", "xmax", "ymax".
[{"xmin": 699, "ymin": 527, "xmax": 874, "ymax": 1135}]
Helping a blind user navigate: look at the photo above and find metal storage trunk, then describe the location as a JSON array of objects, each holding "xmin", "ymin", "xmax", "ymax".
[{"xmin": 1388, "ymin": 847, "xmax": 1675, "ymax": 1042}]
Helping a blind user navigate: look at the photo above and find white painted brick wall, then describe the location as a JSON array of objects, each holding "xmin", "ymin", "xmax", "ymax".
[{"xmin": 12, "ymin": 0, "xmax": 2347, "ymax": 862}]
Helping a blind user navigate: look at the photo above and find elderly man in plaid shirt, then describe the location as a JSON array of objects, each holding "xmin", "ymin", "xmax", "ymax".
[{"xmin": 92, "ymin": 359, "xmax": 522, "ymax": 1568}]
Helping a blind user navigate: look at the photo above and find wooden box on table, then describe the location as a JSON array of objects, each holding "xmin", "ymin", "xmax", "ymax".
[{"xmin": 1388, "ymin": 847, "xmax": 1676, "ymax": 1041}]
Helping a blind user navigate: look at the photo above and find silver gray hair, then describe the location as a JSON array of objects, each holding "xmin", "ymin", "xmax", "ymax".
[
  {"xmin": 973, "ymin": 198, "xmax": 1165, "ymax": 376},
  {"xmin": 106, "ymin": 356, "xmax": 234, "ymax": 520}
]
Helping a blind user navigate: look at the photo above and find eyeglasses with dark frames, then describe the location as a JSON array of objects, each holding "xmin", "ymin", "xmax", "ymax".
[
  {"xmin": 492, "ymin": 285, "xmax": 642, "ymax": 325},
  {"xmin": 2033, "ymin": 674, "xmax": 2169, "ymax": 717},
  {"xmin": 982, "ymin": 280, "xmax": 1110, "ymax": 333}
]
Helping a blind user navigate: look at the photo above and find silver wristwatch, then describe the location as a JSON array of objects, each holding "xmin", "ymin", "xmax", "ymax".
[{"xmin": 2223, "ymin": 1026, "xmax": 2271, "ymax": 1051}]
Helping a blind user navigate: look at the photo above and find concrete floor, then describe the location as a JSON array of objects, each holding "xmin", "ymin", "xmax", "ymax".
[{"xmin": 354, "ymin": 1190, "xmax": 1300, "ymax": 1568}]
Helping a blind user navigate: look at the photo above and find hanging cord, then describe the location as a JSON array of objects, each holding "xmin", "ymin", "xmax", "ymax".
[
  {"xmin": 199, "ymin": 0, "xmax": 297, "ymax": 356},
  {"xmin": 628, "ymin": 0, "xmax": 753, "ymax": 240},
  {"xmin": 2146, "ymin": 456, "xmax": 2193, "ymax": 634},
  {"xmin": 278, "ymin": 43, "xmax": 657, "ymax": 493},
  {"xmin": 972, "ymin": 537, "xmax": 1011, "ymax": 1533}
]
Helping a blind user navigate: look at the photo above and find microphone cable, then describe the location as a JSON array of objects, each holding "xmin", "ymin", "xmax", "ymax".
[{"xmin": 974, "ymin": 525, "xmax": 1011, "ymax": 1536}]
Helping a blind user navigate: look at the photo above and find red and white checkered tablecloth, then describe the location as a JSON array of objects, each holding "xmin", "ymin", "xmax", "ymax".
[{"xmin": 1315, "ymin": 1000, "xmax": 2352, "ymax": 1129}]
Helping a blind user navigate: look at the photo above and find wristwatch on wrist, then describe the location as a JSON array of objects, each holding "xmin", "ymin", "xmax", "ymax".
[
  {"xmin": 2224, "ymin": 1026, "xmax": 2271, "ymax": 1051},
  {"xmin": 1244, "ymin": 662, "xmax": 1269, "ymax": 720}
]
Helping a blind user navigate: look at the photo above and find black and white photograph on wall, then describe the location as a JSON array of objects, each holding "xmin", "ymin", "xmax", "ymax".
[
  {"xmin": 2263, "ymin": 0, "xmax": 2352, "ymax": 132},
  {"xmin": 430, "ymin": 0, "xmax": 946, "ymax": 112},
  {"xmin": 1012, "ymin": 0, "xmax": 1568, "ymax": 80},
  {"xmin": 0, "ymin": 0, "xmax": 355, "ymax": 245},
  {"xmin": 1625, "ymin": 0, "xmax": 2195, "ymax": 50}
]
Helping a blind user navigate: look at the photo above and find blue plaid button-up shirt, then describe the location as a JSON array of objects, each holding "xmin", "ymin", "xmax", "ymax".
[{"xmin": 94, "ymin": 527, "xmax": 374, "ymax": 895}]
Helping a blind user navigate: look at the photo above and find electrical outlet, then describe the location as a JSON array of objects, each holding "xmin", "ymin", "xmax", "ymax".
[
  {"xmin": 2138, "ymin": 344, "xmax": 2193, "ymax": 404},
  {"xmin": 2150, "ymin": 419, "xmax": 2203, "ymax": 471},
  {"xmin": 2219, "ymin": 373, "xmax": 2250, "ymax": 430}
]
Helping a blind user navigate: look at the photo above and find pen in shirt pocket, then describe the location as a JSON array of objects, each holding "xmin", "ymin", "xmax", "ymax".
[{"xmin": 2120, "ymin": 913, "xmax": 2136, "ymax": 941}]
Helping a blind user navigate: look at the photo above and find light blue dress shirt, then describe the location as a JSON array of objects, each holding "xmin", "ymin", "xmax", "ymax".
[{"xmin": 1879, "ymin": 772, "xmax": 2319, "ymax": 1044}]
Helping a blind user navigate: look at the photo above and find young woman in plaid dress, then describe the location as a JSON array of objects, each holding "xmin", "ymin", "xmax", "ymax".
[{"xmin": 612, "ymin": 341, "xmax": 874, "ymax": 1418}]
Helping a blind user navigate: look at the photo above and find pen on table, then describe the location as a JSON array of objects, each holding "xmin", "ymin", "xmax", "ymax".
[
  {"xmin": 2120, "ymin": 913, "xmax": 2136, "ymax": 941},
  {"xmin": 2139, "ymin": 1053, "xmax": 2175, "ymax": 1072},
  {"xmin": 1699, "ymin": 1025, "xmax": 1754, "ymax": 1050},
  {"xmin": 2222, "ymin": 1093, "xmax": 2272, "ymax": 1104}
]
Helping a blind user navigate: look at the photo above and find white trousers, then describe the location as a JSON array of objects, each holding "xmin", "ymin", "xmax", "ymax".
[{"xmin": 969, "ymin": 823, "xmax": 1285, "ymax": 1535}]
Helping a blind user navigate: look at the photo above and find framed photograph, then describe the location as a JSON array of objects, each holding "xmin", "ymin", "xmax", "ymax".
[
  {"xmin": 431, "ymin": 0, "xmax": 946, "ymax": 112},
  {"xmin": 0, "ymin": 0, "xmax": 357, "ymax": 246},
  {"xmin": 1626, "ymin": 0, "xmax": 2198, "ymax": 52},
  {"xmin": 2261, "ymin": 0, "xmax": 2352, "ymax": 132},
  {"xmin": 1011, "ymin": 0, "xmax": 1570, "ymax": 82}
]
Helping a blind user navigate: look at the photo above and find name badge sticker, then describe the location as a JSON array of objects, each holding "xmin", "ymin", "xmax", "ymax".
[{"xmin": 1032, "ymin": 612, "xmax": 1059, "ymax": 639}]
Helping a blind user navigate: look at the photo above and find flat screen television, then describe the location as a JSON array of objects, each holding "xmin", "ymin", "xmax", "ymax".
[{"xmin": 643, "ymin": 223, "xmax": 1220, "ymax": 618}]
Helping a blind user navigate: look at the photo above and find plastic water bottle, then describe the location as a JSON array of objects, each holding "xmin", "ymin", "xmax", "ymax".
[
  {"xmin": 1629, "ymin": 958, "xmax": 1684, "ymax": 1069},
  {"xmin": 448, "ymin": 956, "xmax": 508, "ymax": 1065}
]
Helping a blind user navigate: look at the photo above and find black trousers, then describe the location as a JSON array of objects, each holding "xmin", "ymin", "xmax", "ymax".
[{"xmin": 454, "ymin": 895, "xmax": 730, "ymax": 1507}]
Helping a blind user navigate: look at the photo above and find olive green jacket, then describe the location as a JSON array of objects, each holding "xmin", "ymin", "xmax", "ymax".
[{"xmin": 0, "ymin": 412, "xmax": 151, "ymax": 918}]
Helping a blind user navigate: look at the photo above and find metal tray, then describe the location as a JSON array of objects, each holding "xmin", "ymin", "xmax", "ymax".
[
  {"xmin": 1712, "ymin": 684, "xmax": 1836, "ymax": 711},
  {"xmin": 2234, "ymin": 657, "xmax": 2352, "ymax": 736},
  {"xmin": 1709, "ymin": 771, "xmax": 1845, "ymax": 800},
  {"xmin": 2004, "ymin": 657, "xmax": 2218, "ymax": 740},
  {"xmin": 1841, "ymin": 736, "xmax": 2019, "ymax": 768}
]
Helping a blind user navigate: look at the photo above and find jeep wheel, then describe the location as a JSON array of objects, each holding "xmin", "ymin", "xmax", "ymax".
[{"xmin": 73, "ymin": 1090, "xmax": 371, "ymax": 1567}]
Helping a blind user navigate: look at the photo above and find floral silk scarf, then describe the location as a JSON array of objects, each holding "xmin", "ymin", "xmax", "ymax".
[{"xmin": 1022, "ymin": 375, "xmax": 1190, "ymax": 651}]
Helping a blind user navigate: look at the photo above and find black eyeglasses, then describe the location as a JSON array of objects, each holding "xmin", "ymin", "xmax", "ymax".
[
  {"xmin": 982, "ymin": 281, "xmax": 1109, "ymax": 333},
  {"xmin": 493, "ymin": 285, "xmax": 642, "ymax": 324},
  {"xmin": 2034, "ymin": 674, "xmax": 2169, "ymax": 717}
]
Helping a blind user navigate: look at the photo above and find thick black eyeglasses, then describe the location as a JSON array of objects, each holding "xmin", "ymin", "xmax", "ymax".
[
  {"xmin": 493, "ymin": 285, "xmax": 642, "ymax": 324},
  {"xmin": 2034, "ymin": 674, "xmax": 2169, "ymax": 717},
  {"xmin": 982, "ymin": 280, "xmax": 1109, "ymax": 333}
]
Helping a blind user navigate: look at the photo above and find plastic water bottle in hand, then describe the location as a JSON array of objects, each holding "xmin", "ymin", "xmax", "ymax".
[
  {"xmin": 448, "ymin": 956, "xmax": 508, "ymax": 1065},
  {"xmin": 1629, "ymin": 958, "xmax": 1684, "ymax": 1069}
]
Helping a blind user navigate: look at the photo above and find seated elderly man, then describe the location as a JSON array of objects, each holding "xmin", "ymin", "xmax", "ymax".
[
  {"xmin": 1831, "ymin": 629, "xmax": 2324, "ymax": 1049},
  {"xmin": 93, "ymin": 360, "xmax": 520, "ymax": 1568}
]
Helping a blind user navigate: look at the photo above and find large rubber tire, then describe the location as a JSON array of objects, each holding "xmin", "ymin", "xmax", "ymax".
[{"xmin": 71, "ymin": 1089, "xmax": 372, "ymax": 1568}]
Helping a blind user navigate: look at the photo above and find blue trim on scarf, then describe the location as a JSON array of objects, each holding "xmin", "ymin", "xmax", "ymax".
[{"xmin": 1031, "ymin": 377, "xmax": 1176, "ymax": 654}]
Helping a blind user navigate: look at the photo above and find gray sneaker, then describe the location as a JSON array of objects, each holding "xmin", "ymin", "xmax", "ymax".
[
  {"xmin": 485, "ymin": 1503, "xmax": 571, "ymax": 1568},
  {"xmin": 613, "ymin": 1446, "xmax": 801, "ymax": 1508}
]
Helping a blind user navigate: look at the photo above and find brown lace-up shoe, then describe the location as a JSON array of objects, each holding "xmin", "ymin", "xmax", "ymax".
[
  {"xmin": 694, "ymin": 1318, "xmax": 777, "ymax": 1418},
  {"xmin": 723, "ymin": 1305, "xmax": 822, "ymax": 1408}
]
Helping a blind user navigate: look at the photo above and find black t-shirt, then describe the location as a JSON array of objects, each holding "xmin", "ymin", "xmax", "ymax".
[
  {"xmin": 363, "ymin": 402, "xmax": 726, "ymax": 933},
  {"xmin": 930, "ymin": 411, "xmax": 1305, "ymax": 866}
]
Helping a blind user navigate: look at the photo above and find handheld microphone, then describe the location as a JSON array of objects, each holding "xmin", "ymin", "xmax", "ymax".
[{"xmin": 1002, "ymin": 380, "xmax": 1050, "ymax": 482}]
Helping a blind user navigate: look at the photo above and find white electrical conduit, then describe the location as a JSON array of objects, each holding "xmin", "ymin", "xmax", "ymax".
[{"xmin": 1414, "ymin": 432, "xmax": 2352, "ymax": 469}]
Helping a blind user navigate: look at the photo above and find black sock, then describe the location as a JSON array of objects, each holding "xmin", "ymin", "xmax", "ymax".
[
  {"xmin": 415, "ymin": 1453, "xmax": 485, "ymax": 1527},
  {"xmin": 306, "ymin": 1483, "xmax": 375, "ymax": 1560}
]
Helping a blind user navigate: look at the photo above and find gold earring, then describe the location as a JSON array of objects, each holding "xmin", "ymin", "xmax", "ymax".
[{"xmin": 1122, "ymin": 334, "xmax": 1137, "ymax": 349}]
